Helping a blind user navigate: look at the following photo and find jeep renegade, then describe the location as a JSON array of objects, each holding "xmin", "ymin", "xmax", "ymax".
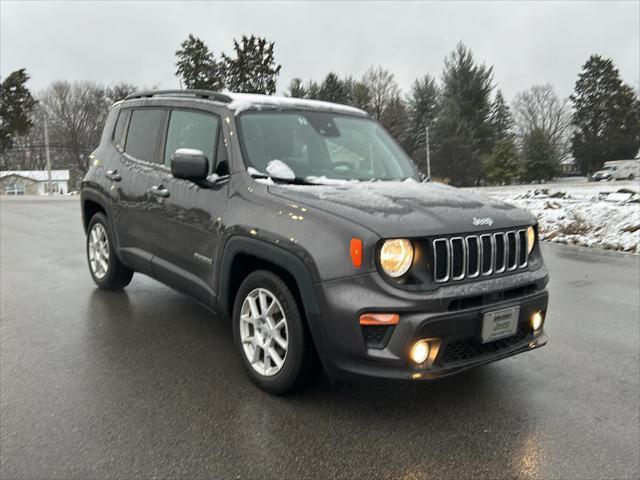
[{"xmin": 81, "ymin": 90, "xmax": 549, "ymax": 394}]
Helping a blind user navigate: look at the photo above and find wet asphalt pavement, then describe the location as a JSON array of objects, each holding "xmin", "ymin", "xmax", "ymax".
[{"xmin": 1, "ymin": 197, "xmax": 639, "ymax": 480}]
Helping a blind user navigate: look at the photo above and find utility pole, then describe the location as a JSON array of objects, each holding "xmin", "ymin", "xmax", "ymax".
[
  {"xmin": 425, "ymin": 125, "xmax": 431, "ymax": 180},
  {"xmin": 43, "ymin": 116, "xmax": 52, "ymax": 195}
]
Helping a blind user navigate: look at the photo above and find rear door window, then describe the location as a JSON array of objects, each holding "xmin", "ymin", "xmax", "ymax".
[
  {"xmin": 112, "ymin": 109, "xmax": 131, "ymax": 151},
  {"xmin": 163, "ymin": 110, "xmax": 220, "ymax": 170},
  {"xmin": 125, "ymin": 108, "xmax": 167, "ymax": 163}
]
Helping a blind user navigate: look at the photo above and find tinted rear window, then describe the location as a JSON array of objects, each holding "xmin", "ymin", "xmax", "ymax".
[{"xmin": 125, "ymin": 109, "xmax": 167, "ymax": 163}]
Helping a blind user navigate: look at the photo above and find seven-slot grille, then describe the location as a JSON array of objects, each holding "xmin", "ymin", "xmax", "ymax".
[{"xmin": 432, "ymin": 229, "xmax": 529, "ymax": 283}]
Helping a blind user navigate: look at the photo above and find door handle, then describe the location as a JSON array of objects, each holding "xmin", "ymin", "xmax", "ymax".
[
  {"xmin": 148, "ymin": 185, "xmax": 170, "ymax": 198},
  {"xmin": 105, "ymin": 170, "xmax": 121, "ymax": 181}
]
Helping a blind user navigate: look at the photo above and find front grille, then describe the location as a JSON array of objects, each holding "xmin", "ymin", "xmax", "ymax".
[
  {"xmin": 432, "ymin": 229, "xmax": 528, "ymax": 283},
  {"xmin": 440, "ymin": 328, "xmax": 531, "ymax": 365}
]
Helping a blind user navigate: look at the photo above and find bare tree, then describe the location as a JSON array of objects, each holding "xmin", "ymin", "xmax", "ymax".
[
  {"xmin": 39, "ymin": 81, "xmax": 110, "ymax": 179},
  {"xmin": 105, "ymin": 83, "xmax": 139, "ymax": 104},
  {"xmin": 512, "ymin": 84, "xmax": 572, "ymax": 156},
  {"xmin": 362, "ymin": 66, "xmax": 399, "ymax": 121},
  {"xmin": 2, "ymin": 81, "xmax": 139, "ymax": 187}
]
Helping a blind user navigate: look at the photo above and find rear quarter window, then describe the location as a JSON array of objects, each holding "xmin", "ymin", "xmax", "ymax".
[
  {"xmin": 112, "ymin": 109, "xmax": 131, "ymax": 151},
  {"xmin": 125, "ymin": 108, "xmax": 167, "ymax": 163}
]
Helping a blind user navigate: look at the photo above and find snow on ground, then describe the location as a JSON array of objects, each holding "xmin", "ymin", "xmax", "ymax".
[{"xmin": 469, "ymin": 179, "xmax": 640, "ymax": 253}]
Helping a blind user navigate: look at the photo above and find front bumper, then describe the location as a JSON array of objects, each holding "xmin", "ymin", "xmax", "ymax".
[{"xmin": 311, "ymin": 266, "xmax": 549, "ymax": 382}]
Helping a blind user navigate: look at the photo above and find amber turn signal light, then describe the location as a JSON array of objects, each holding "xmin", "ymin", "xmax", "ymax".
[
  {"xmin": 350, "ymin": 238, "xmax": 363, "ymax": 268},
  {"xmin": 359, "ymin": 313, "xmax": 400, "ymax": 326}
]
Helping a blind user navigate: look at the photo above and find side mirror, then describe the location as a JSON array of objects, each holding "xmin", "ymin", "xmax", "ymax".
[{"xmin": 171, "ymin": 148, "xmax": 209, "ymax": 182}]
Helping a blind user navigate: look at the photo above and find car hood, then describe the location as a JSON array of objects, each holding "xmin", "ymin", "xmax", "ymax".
[{"xmin": 267, "ymin": 180, "xmax": 535, "ymax": 238}]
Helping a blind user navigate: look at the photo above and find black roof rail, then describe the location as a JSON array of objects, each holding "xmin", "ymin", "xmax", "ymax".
[{"xmin": 124, "ymin": 89, "xmax": 233, "ymax": 103}]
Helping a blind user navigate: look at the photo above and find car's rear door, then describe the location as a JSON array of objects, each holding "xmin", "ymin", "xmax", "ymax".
[
  {"xmin": 145, "ymin": 107, "xmax": 229, "ymax": 307},
  {"xmin": 110, "ymin": 107, "xmax": 168, "ymax": 272}
]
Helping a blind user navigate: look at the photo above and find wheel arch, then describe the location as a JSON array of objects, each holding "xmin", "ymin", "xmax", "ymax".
[
  {"xmin": 82, "ymin": 199, "xmax": 105, "ymax": 232},
  {"xmin": 219, "ymin": 236, "xmax": 321, "ymax": 318},
  {"xmin": 218, "ymin": 236, "xmax": 329, "ymax": 364},
  {"xmin": 80, "ymin": 188, "xmax": 123, "ymax": 255}
]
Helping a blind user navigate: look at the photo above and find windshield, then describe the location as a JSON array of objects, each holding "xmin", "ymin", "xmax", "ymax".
[
  {"xmin": 601, "ymin": 166, "xmax": 615, "ymax": 171},
  {"xmin": 237, "ymin": 111, "xmax": 419, "ymax": 182}
]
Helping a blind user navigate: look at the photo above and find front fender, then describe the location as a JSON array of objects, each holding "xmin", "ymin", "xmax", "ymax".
[
  {"xmin": 218, "ymin": 235, "xmax": 321, "ymax": 318},
  {"xmin": 217, "ymin": 235, "xmax": 334, "ymax": 370}
]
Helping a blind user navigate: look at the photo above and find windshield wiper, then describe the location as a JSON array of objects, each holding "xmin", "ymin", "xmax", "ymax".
[
  {"xmin": 248, "ymin": 169, "xmax": 318, "ymax": 186},
  {"xmin": 275, "ymin": 176, "xmax": 318, "ymax": 185}
]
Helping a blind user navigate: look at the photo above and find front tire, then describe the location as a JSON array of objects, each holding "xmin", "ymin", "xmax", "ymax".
[
  {"xmin": 86, "ymin": 212, "xmax": 133, "ymax": 290},
  {"xmin": 232, "ymin": 270, "xmax": 314, "ymax": 394}
]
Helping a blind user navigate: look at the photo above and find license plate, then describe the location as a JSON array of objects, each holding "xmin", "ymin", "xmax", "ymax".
[{"xmin": 481, "ymin": 306, "xmax": 520, "ymax": 343}]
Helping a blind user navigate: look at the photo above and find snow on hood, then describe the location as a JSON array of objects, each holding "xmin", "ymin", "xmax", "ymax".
[{"xmin": 267, "ymin": 180, "xmax": 534, "ymax": 238}]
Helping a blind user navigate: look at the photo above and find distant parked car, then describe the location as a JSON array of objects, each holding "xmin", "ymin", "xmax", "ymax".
[
  {"xmin": 592, "ymin": 160, "xmax": 639, "ymax": 181},
  {"xmin": 4, "ymin": 187, "xmax": 25, "ymax": 195}
]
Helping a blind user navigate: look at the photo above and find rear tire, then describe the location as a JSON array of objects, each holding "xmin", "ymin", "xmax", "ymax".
[
  {"xmin": 86, "ymin": 212, "xmax": 133, "ymax": 290},
  {"xmin": 232, "ymin": 270, "xmax": 315, "ymax": 394}
]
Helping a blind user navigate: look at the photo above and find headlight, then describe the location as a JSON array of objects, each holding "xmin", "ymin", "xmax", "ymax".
[
  {"xmin": 380, "ymin": 239, "xmax": 414, "ymax": 278},
  {"xmin": 526, "ymin": 226, "xmax": 536, "ymax": 254}
]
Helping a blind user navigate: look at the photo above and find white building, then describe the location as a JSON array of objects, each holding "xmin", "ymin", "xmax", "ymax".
[{"xmin": 0, "ymin": 170, "xmax": 70, "ymax": 195}]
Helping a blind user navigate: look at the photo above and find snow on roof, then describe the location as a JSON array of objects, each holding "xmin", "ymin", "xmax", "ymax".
[
  {"xmin": 120, "ymin": 90, "xmax": 369, "ymax": 117},
  {"xmin": 0, "ymin": 170, "xmax": 70, "ymax": 181},
  {"xmin": 226, "ymin": 93, "xmax": 368, "ymax": 117}
]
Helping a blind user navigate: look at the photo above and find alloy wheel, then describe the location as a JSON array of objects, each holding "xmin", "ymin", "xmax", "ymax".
[
  {"xmin": 88, "ymin": 223, "xmax": 109, "ymax": 280},
  {"xmin": 239, "ymin": 288, "xmax": 289, "ymax": 377}
]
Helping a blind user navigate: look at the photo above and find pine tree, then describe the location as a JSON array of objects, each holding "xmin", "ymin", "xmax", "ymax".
[
  {"xmin": 0, "ymin": 70, "xmax": 36, "ymax": 156},
  {"xmin": 406, "ymin": 74, "xmax": 439, "ymax": 169},
  {"xmin": 380, "ymin": 94, "xmax": 410, "ymax": 151},
  {"xmin": 483, "ymin": 138, "xmax": 521, "ymax": 184},
  {"xmin": 341, "ymin": 76, "xmax": 356, "ymax": 104},
  {"xmin": 490, "ymin": 90, "xmax": 514, "ymax": 141},
  {"xmin": 175, "ymin": 34, "xmax": 224, "ymax": 90},
  {"xmin": 570, "ymin": 54, "xmax": 640, "ymax": 175},
  {"xmin": 522, "ymin": 128, "xmax": 559, "ymax": 182},
  {"xmin": 350, "ymin": 81, "xmax": 371, "ymax": 111},
  {"xmin": 0, "ymin": 69, "xmax": 37, "ymax": 154},
  {"xmin": 432, "ymin": 43, "xmax": 495, "ymax": 186},
  {"xmin": 221, "ymin": 35, "xmax": 281, "ymax": 94},
  {"xmin": 305, "ymin": 80, "xmax": 321, "ymax": 100},
  {"xmin": 318, "ymin": 72, "xmax": 350, "ymax": 104},
  {"xmin": 286, "ymin": 78, "xmax": 306, "ymax": 98}
]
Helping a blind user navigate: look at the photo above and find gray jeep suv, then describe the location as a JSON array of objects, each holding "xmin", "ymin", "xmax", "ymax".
[{"xmin": 81, "ymin": 90, "xmax": 549, "ymax": 393}]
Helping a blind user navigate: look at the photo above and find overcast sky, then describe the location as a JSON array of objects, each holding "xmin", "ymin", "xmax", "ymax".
[{"xmin": 1, "ymin": 1, "xmax": 638, "ymax": 101}]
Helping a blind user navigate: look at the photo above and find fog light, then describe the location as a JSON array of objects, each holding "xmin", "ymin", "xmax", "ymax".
[
  {"xmin": 531, "ymin": 311, "xmax": 543, "ymax": 331},
  {"xmin": 411, "ymin": 340, "xmax": 430, "ymax": 364}
]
